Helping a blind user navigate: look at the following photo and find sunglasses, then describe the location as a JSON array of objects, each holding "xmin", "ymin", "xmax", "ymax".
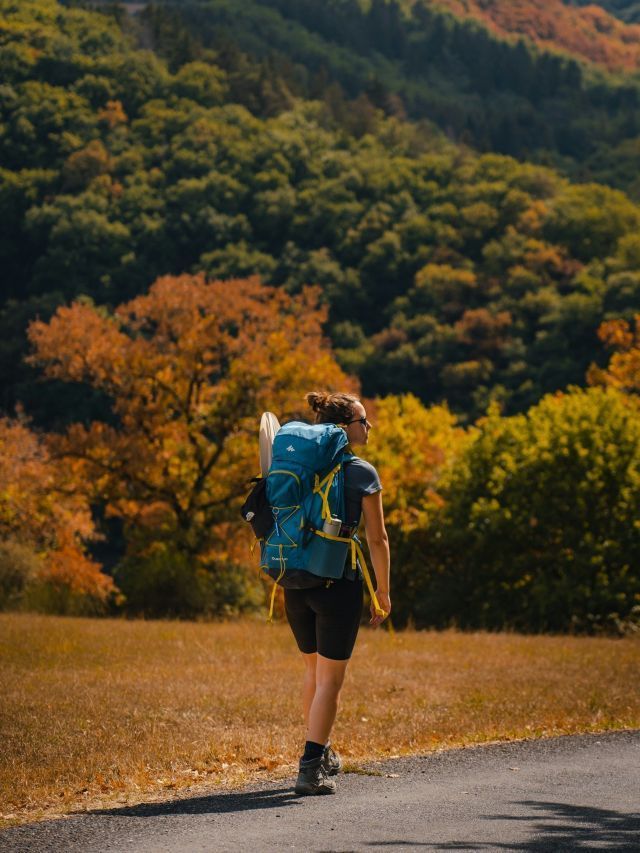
[{"xmin": 345, "ymin": 416, "xmax": 370, "ymax": 427}]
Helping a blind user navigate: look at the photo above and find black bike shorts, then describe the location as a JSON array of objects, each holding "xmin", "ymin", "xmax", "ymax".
[{"xmin": 284, "ymin": 577, "xmax": 364, "ymax": 661}]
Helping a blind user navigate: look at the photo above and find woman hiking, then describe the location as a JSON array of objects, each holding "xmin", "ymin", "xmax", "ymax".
[{"xmin": 288, "ymin": 391, "xmax": 391, "ymax": 796}]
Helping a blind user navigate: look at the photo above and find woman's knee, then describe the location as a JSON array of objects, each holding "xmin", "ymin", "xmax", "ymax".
[
  {"xmin": 302, "ymin": 651, "xmax": 317, "ymax": 672},
  {"xmin": 315, "ymin": 655, "xmax": 349, "ymax": 691}
]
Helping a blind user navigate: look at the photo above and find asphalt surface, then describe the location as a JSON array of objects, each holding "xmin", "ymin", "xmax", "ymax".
[{"xmin": 2, "ymin": 730, "xmax": 639, "ymax": 852}]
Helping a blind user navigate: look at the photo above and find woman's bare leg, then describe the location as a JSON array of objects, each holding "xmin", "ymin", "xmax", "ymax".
[
  {"xmin": 306, "ymin": 654, "xmax": 349, "ymax": 745},
  {"xmin": 302, "ymin": 651, "xmax": 317, "ymax": 728}
]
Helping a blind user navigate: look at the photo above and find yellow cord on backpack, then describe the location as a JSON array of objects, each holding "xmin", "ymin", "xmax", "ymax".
[
  {"xmin": 351, "ymin": 537, "xmax": 386, "ymax": 618},
  {"xmin": 267, "ymin": 544, "xmax": 286, "ymax": 623}
]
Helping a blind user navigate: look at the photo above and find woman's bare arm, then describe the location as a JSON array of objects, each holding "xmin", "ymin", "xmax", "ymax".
[{"xmin": 362, "ymin": 490, "xmax": 391, "ymax": 622}]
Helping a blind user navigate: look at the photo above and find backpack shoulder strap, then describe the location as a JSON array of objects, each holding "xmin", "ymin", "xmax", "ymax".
[{"xmin": 313, "ymin": 460, "xmax": 343, "ymax": 522}]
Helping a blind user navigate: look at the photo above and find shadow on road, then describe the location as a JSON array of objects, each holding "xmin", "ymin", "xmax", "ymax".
[
  {"xmin": 364, "ymin": 800, "xmax": 640, "ymax": 851},
  {"xmin": 79, "ymin": 786, "xmax": 304, "ymax": 819}
]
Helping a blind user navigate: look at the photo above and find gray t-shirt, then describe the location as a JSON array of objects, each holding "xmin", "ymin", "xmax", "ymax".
[{"xmin": 342, "ymin": 456, "xmax": 382, "ymax": 580}]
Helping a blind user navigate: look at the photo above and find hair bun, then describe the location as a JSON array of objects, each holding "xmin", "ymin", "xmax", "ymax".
[
  {"xmin": 304, "ymin": 390, "xmax": 360, "ymax": 424},
  {"xmin": 305, "ymin": 391, "xmax": 330, "ymax": 412}
]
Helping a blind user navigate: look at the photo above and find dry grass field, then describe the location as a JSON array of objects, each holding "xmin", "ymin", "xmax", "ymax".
[{"xmin": 1, "ymin": 613, "xmax": 638, "ymax": 828}]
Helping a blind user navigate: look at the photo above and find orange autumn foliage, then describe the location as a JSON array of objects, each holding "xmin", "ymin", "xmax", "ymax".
[
  {"xmin": 587, "ymin": 313, "xmax": 640, "ymax": 395},
  {"xmin": 97, "ymin": 99, "xmax": 128, "ymax": 130},
  {"xmin": 0, "ymin": 415, "xmax": 114, "ymax": 600},
  {"xmin": 436, "ymin": 0, "xmax": 640, "ymax": 73},
  {"xmin": 27, "ymin": 275, "xmax": 355, "ymax": 565}
]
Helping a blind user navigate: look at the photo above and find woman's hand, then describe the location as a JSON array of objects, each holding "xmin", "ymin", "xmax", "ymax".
[{"xmin": 370, "ymin": 590, "xmax": 391, "ymax": 626}]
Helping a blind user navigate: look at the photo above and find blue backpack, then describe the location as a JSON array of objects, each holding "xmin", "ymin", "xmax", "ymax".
[{"xmin": 244, "ymin": 420, "xmax": 384, "ymax": 620}]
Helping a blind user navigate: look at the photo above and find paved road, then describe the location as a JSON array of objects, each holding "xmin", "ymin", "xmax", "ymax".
[{"xmin": 2, "ymin": 730, "xmax": 639, "ymax": 852}]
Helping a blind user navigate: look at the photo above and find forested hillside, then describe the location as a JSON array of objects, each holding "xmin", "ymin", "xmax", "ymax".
[
  {"xmin": 2, "ymin": 0, "xmax": 640, "ymax": 428},
  {"xmin": 159, "ymin": 0, "xmax": 640, "ymax": 197}
]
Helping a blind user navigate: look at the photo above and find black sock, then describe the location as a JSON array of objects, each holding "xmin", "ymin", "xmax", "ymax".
[{"xmin": 302, "ymin": 740, "xmax": 325, "ymax": 762}]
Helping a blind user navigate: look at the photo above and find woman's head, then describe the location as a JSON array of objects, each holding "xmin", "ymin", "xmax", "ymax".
[{"xmin": 305, "ymin": 391, "xmax": 371, "ymax": 446}]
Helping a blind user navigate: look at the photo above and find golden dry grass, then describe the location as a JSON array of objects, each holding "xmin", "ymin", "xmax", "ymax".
[{"xmin": 1, "ymin": 613, "xmax": 638, "ymax": 828}]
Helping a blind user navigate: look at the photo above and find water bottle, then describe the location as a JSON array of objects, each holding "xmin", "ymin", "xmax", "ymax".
[{"xmin": 322, "ymin": 516, "xmax": 342, "ymax": 536}]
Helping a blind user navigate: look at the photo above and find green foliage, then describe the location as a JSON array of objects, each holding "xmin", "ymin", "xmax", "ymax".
[
  {"xmin": 2, "ymin": 0, "xmax": 640, "ymax": 428},
  {"xmin": 172, "ymin": 0, "xmax": 640, "ymax": 193},
  {"xmin": 0, "ymin": 538, "xmax": 42, "ymax": 610},
  {"xmin": 114, "ymin": 546, "xmax": 263, "ymax": 618},
  {"xmin": 20, "ymin": 578, "xmax": 112, "ymax": 616},
  {"xmin": 172, "ymin": 61, "xmax": 228, "ymax": 106},
  {"xmin": 396, "ymin": 387, "xmax": 640, "ymax": 635},
  {"xmin": 543, "ymin": 184, "xmax": 640, "ymax": 262}
]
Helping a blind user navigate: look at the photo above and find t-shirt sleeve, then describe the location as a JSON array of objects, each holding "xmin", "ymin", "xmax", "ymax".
[{"xmin": 347, "ymin": 458, "xmax": 382, "ymax": 497}]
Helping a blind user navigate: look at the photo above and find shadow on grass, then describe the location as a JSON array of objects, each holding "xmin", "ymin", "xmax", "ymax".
[
  {"xmin": 365, "ymin": 800, "xmax": 640, "ymax": 850},
  {"xmin": 82, "ymin": 786, "xmax": 304, "ymax": 818}
]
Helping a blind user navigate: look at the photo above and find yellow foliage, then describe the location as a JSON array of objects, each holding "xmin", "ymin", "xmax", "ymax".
[{"xmin": 365, "ymin": 394, "xmax": 469, "ymax": 531}]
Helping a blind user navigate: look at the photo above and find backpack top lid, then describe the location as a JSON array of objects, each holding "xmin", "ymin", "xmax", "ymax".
[{"xmin": 271, "ymin": 421, "xmax": 349, "ymax": 474}]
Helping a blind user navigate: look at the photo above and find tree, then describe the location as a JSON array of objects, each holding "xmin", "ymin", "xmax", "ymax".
[
  {"xmin": 0, "ymin": 412, "xmax": 114, "ymax": 611},
  {"xmin": 365, "ymin": 393, "xmax": 466, "ymax": 532},
  {"xmin": 401, "ymin": 263, "xmax": 478, "ymax": 322},
  {"xmin": 587, "ymin": 313, "xmax": 640, "ymax": 394},
  {"xmin": 61, "ymin": 139, "xmax": 112, "ymax": 192},
  {"xmin": 363, "ymin": 393, "xmax": 469, "ymax": 625},
  {"xmin": 172, "ymin": 61, "xmax": 228, "ymax": 107},
  {"xmin": 413, "ymin": 388, "xmax": 640, "ymax": 634},
  {"xmin": 27, "ymin": 275, "xmax": 354, "ymax": 614},
  {"xmin": 542, "ymin": 184, "xmax": 640, "ymax": 262}
]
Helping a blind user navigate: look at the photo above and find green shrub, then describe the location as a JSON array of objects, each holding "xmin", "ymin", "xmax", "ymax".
[
  {"xmin": 0, "ymin": 539, "xmax": 42, "ymax": 610},
  {"xmin": 114, "ymin": 545, "xmax": 263, "ymax": 618},
  {"xmin": 393, "ymin": 387, "xmax": 640, "ymax": 635}
]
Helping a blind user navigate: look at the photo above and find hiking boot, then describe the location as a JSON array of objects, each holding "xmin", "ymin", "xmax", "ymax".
[
  {"xmin": 322, "ymin": 744, "xmax": 343, "ymax": 776},
  {"xmin": 294, "ymin": 755, "xmax": 337, "ymax": 796}
]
